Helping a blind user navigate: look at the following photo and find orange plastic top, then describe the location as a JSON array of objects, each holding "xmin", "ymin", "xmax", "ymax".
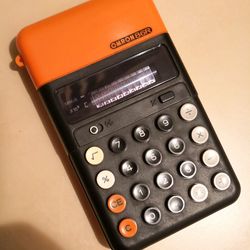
[{"xmin": 16, "ymin": 0, "xmax": 167, "ymax": 89}]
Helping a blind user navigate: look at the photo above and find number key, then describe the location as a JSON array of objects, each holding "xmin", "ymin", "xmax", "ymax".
[
  {"xmin": 133, "ymin": 126, "xmax": 150, "ymax": 143},
  {"xmin": 109, "ymin": 136, "xmax": 126, "ymax": 153},
  {"xmin": 120, "ymin": 160, "xmax": 138, "ymax": 177},
  {"xmin": 144, "ymin": 149, "xmax": 162, "ymax": 166},
  {"xmin": 132, "ymin": 184, "xmax": 151, "ymax": 201}
]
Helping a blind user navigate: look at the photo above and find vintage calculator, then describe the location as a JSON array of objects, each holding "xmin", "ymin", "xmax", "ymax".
[{"xmin": 15, "ymin": 0, "xmax": 240, "ymax": 249}]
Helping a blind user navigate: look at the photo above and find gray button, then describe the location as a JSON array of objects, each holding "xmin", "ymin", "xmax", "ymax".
[
  {"xmin": 133, "ymin": 126, "xmax": 150, "ymax": 143},
  {"xmin": 167, "ymin": 195, "xmax": 185, "ymax": 214},
  {"xmin": 191, "ymin": 126, "xmax": 209, "ymax": 144},
  {"xmin": 120, "ymin": 160, "xmax": 138, "ymax": 177},
  {"xmin": 109, "ymin": 137, "xmax": 126, "ymax": 153},
  {"xmin": 144, "ymin": 207, "xmax": 162, "ymax": 225},
  {"xmin": 190, "ymin": 183, "xmax": 208, "ymax": 202},
  {"xmin": 179, "ymin": 161, "xmax": 197, "ymax": 179},
  {"xmin": 168, "ymin": 138, "xmax": 186, "ymax": 155},
  {"xmin": 145, "ymin": 149, "xmax": 162, "ymax": 166},
  {"xmin": 202, "ymin": 149, "xmax": 220, "ymax": 168},
  {"xmin": 156, "ymin": 115, "xmax": 173, "ymax": 132},
  {"xmin": 180, "ymin": 103, "xmax": 198, "ymax": 121},
  {"xmin": 156, "ymin": 172, "xmax": 174, "ymax": 190},
  {"xmin": 213, "ymin": 172, "xmax": 231, "ymax": 191},
  {"xmin": 132, "ymin": 184, "xmax": 150, "ymax": 201}
]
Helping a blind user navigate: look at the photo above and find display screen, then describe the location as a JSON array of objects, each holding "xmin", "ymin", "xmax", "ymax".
[
  {"xmin": 57, "ymin": 45, "xmax": 178, "ymax": 123},
  {"xmin": 91, "ymin": 66, "xmax": 157, "ymax": 109}
]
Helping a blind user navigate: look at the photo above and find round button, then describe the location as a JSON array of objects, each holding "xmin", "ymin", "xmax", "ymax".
[
  {"xmin": 156, "ymin": 115, "xmax": 173, "ymax": 132},
  {"xmin": 180, "ymin": 103, "xmax": 198, "ymax": 121},
  {"xmin": 132, "ymin": 184, "xmax": 150, "ymax": 201},
  {"xmin": 143, "ymin": 207, "xmax": 162, "ymax": 225},
  {"xmin": 191, "ymin": 126, "xmax": 209, "ymax": 144},
  {"xmin": 120, "ymin": 160, "xmax": 138, "ymax": 177},
  {"xmin": 168, "ymin": 138, "xmax": 186, "ymax": 155},
  {"xmin": 96, "ymin": 170, "xmax": 115, "ymax": 189},
  {"xmin": 167, "ymin": 195, "xmax": 185, "ymax": 214},
  {"xmin": 107, "ymin": 194, "xmax": 127, "ymax": 214},
  {"xmin": 119, "ymin": 218, "xmax": 138, "ymax": 238},
  {"xmin": 202, "ymin": 149, "xmax": 220, "ymax": 168},
  {"xmin": 156, "ymin": 172, "xmax": 174, "ymax": 190},
  {"xmin": 213, "ymin": 172, "xmax": 231, "ymax": 191},
  {"xmin": 144, "ymin": 149, "xmax": 162, "ymax": 166},
  {"xmin": 89, "ymin": 124, "xmax": 103, "ymax": 135},
  {"xmin": 190, "ymin": 183, "xmax": 209, "ymax": 202},
  {"xmin": 85, "ymin": 146, "xmax": 104, "ymax": 165},
  {"xmin": 133, "ymin": 126, "xmax": 150, "ymax": 142},
  {"xmin": 89, "ymin": 126, "xmax": 99, "ymax": 135},
  {"xmin": 109, "ymin": 137, "xmax": 126, "ymax": 153},
  {"xmin": 179, "ymin": 161, "xmax": 197, "ymax": 179}
]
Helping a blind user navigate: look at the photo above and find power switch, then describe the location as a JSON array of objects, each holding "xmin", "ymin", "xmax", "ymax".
[{"xmin": 159, "ymin": 91, "xmax": 175, "ymax": 103}]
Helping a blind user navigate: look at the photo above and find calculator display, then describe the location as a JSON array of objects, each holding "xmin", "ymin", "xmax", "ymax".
[
  {"xmin": 91, "ymin": 66, "xmax": 157, "ymax": 109},
  {"xmin": 57, "ymin": 45, "xmax": 178, "ymax": 123}
]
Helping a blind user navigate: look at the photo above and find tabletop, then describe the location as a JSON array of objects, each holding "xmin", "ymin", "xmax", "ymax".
[{"xmin": 1, "ymin": 0, "xmax": 250, "ymax": 250}]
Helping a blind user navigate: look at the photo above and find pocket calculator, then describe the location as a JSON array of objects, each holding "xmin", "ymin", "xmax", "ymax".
[{"xmin": 15, "ymin": 0, "xmax": 240, "ymax": 249}]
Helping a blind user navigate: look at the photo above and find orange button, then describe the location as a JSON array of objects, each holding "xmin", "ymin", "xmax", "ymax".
[
  {"xmin": 119, "ymin": 218, "xmax": 138, "ymax": 238},
  {"xmin": 107, "ymin": 194, "xmax": 127, "ymax": 214}
]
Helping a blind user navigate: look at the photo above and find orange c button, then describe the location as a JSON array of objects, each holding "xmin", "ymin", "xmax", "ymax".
[
  {"xmin": 119, "ymin": 218, "xmax": 138, "ymax": 238},
  {"xmin": 107, "ymin": 194, "xmax": 127, "ymax": 214}
]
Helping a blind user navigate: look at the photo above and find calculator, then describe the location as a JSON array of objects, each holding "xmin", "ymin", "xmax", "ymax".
[{"xmin": 15, "ymin": 0, "xmax": 241, "ymax": 249}]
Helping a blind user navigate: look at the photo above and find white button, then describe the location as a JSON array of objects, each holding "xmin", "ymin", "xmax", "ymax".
[
  {"xmin": 190, "ymin": 183, "xmax": 209, "ymax": 202},
  {"xmin": 96, "ymin": 170, "xmax": 115, "ymax": 189},
  {"xmin": 202, "ymin": 149, "xmax": 220, "ymax": 168},
  {"xmin": 191, "ymin": 126, "xmax": 209, "ymax": 144},
  {"xmin": 85, "ymin": 146, "xmax": 104, "ymax": 166},
  {"xmin": 90, "ymin": 126, "xmax": 99, "ymax": 135},
  {"xmin": 180, "ymin": 103, "xmax": 198, "ymax": 121},
  {"xmin": 213, "ymin": 172, "xmax": 231, "ymax": 191}
]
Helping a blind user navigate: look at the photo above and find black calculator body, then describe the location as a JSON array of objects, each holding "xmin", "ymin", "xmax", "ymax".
[{"xmin": 16, "ymin": 1, "xmax": 240, "ymax": 249}]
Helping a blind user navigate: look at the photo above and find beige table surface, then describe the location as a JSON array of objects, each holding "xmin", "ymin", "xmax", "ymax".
[{"xmin": 1, "ymin": 0, "xmax": 250, "ymax": 249}]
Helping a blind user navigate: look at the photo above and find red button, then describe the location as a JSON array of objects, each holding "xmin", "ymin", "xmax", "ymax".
[
  {"xmin": 119, "ymin": 218, "xmax": 138, "ymax": 238},
  {"xmin": 107, "ymin": 194, "xmax": 126, "ymax": 214}
]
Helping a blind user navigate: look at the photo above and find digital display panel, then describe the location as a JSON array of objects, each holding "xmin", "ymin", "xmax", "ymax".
[{"xmin": 57, "ymin": 45, "xmax": 178, "ymax": 123}]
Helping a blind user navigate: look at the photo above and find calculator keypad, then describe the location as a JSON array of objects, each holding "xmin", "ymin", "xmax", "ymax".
[{"xmin": 82, "ymin": 99, "xmax": 235, "ymax": 243}]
